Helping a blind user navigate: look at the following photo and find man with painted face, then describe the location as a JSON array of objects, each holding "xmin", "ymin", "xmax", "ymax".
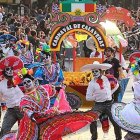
[
  {"xmin": 0, "ymin": 56, "xmax": 24, "ymax": 138},
  {"xmin": 81, "ymin": 61, "xmax": 122, "ymax": 140}
]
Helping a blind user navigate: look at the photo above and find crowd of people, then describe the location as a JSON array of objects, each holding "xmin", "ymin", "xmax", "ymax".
[{"xmin": 0, "ymin": 2, "xmax": 139, "ymax": 140}]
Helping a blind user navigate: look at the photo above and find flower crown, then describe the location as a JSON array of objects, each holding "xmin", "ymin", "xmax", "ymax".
[{"xmin": 131, "ymin": 58, "xmax": 140, "ymax": 76}]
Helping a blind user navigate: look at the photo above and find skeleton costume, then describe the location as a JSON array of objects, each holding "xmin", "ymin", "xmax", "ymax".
[
  {"xmin": 81, "ymin": 61, "xmax": 122, "ymax": 140},
  {"xmin": 0, "ymin": 56, "xmax": 24, "ymax": 138},
  {"xmin": 111, "ymin": 58, "xmax": 140, "ymax": 140}
]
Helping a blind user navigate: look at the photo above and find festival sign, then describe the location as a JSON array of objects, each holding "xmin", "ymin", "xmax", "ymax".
[
  {"xmin": 49, "ymin": 21, "xmax": 108, "ymax": 52},
  {"xmin": 101, "ymin": 6, "xmax": 135, "ymax": 27}
]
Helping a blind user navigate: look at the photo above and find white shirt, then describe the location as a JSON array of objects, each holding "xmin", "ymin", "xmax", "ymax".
[
  {"xmin": 0, "ymin": 79, "xmax": 24, "ymax": 108},
  {"xmin": 86, "ymin": 75, "xmax": 112, "ymax": 102}
]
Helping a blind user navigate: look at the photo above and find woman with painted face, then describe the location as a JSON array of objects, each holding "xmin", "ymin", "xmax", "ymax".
[
  {"xmin": 81, "ymin": 61, "xmax": 122, "ymax": 140},
  {"xmin": 34, "ymin": 51, "xmax": 64, "ymax": 86},
  {"xmin": 0, "ymin": 56, "xmax": 24, "ymax": 138},
  {"xmin": 16, "ymin": 73, "xmax": 61, "ymax": 139},
  {"xmin": 33, "ymin": 51, "xmax": 64, "ymax": 108}
]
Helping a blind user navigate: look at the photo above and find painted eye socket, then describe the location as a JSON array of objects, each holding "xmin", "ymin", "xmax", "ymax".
[
  {"xmin": 5, "ymin": 67, "xmax": 13, "ymax": 71},
  {"xmin": 23, "ymin": 80, "xmax": 31, "ymax": 85},
  {"xmin": 92, "ymin": 70, "xmax": 99, "ymax": 73}
]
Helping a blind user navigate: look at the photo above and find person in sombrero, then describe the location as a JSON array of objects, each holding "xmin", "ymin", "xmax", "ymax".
[
  {"xmin": 0, "ymin": 56, "xmax": 24, "ymax": 138},
  {"xmin": 81, "ymin": 61, "xmax": 122, "ymax": 140},
  {"xmin": 111, "ymin": 58, "xmax": 140, "ymax": 140}
]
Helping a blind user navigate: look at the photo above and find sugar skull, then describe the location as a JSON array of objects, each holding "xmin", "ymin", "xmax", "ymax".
[
  {"xmin": 4, "ymin": 67, "xmax": 13, "ymax": 78},
  {"xmin": 92, "ymin": 69, "xmax": 101, "ymax": 78},
  {"xmin": 23, "ymin": 78, "xmax": 34, "ymax": 90}
]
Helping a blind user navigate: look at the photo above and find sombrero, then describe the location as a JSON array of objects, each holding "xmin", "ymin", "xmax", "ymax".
[
  {"xmin": 0, "ymin": 56, "xmax": 24, "ymax": 80},
  {"xmin": 129, "ymin": 52, "xmax": 140, "ymax": 63},
  {"xmin": 80, "ymin": 61, "xmax": 112, "ymax": 71},
  {"xmin": 111, "ymin": 102, "xmax": 140, "ymax": 134},
  {"xmin": 111, "ymin": 79, "xmax": 140, "ymax": 134}
]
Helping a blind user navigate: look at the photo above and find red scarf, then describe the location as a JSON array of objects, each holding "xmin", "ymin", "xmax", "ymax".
[{"xmin": 96, "ymin": 78, "xmax": 104, "ymax": 89}]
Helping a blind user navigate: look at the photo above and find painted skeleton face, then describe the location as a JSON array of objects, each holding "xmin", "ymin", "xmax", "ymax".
[
  {"xmin": 43, "ymin": 55, "xmax": 51, "ymax": 65},
  {"xmin": 92, "ymin": 69, "xmax": 101, "ymax": 78},
  {"xmin": 4, "ymin": 67, "xmax": 13, "ymax": 77},
  {"xmin": 23, "ymin": 78, "xmax": 34, "ymax": 90}
]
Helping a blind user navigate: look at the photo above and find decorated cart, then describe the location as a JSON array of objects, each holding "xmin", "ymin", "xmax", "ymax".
[{"xmin": 48, "ymin": 0, "xmax": 129, "ymax": 108}]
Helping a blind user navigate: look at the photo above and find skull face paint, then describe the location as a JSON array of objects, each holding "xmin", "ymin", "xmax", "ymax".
[
  {"xmin": 23, "ymin": 78, "xmax": 34, "ymax": 90},
  {"xmin": 92, "ymin": 69, "xmax": 101, "ymax": 78},
  {"xmin": 43, "ymin": 55, "xmax": 51, "ymax": 66},
  {"xmin": 4, "ymin": 67, "xmax": 13, "ymax": 77}
]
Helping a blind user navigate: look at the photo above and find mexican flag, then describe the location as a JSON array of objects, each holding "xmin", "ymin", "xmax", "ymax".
[{"xmin": 60, "ymin": 3, "xmax": 96, "ymax": 13}]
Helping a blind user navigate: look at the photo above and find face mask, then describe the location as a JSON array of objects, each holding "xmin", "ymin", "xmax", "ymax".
[
  {"xmin": 92, "ymin": 69, "xmax": 101, "ymax": 78},
  {"xmin": 23, "ymin": 78, "xmax": 34, "ymax": 90}
]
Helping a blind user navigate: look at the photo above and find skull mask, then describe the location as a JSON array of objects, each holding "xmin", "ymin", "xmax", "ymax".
[
  {"xmin": 92, "ymin": 69, "xmax": 101, "ymax": 78},
  {"xmin": 4, "ymin": 67, "xmax": 13, "ymax": 78},
  {"xmin": 23, "ymin": 78, "xmax": 34, "ymax": 90}
]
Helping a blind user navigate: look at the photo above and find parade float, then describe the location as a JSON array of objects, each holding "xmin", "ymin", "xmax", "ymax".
[
  {"xmin": 49, "ymin": 0, "xmax": 107, "ymax": 108},
  {"xmin": 47, "ymin": 0, "xmax": 130, "ymax": 108}
]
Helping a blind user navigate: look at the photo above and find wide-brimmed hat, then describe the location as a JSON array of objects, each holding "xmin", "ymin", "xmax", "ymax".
[
  {"xmin": 0, "ymin": 56, "xmax": 24, "ymax": 80},
  {"xmin": 80, "ymin": 61, "xmax": 112, "ymax": 71},
  {"xmin": 129, "ymin": 52, "xmax": 140, "ymax": 63},
  {"xmin": 111, "ymin": 102, "xmax": 140, "ymax": 134}
]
